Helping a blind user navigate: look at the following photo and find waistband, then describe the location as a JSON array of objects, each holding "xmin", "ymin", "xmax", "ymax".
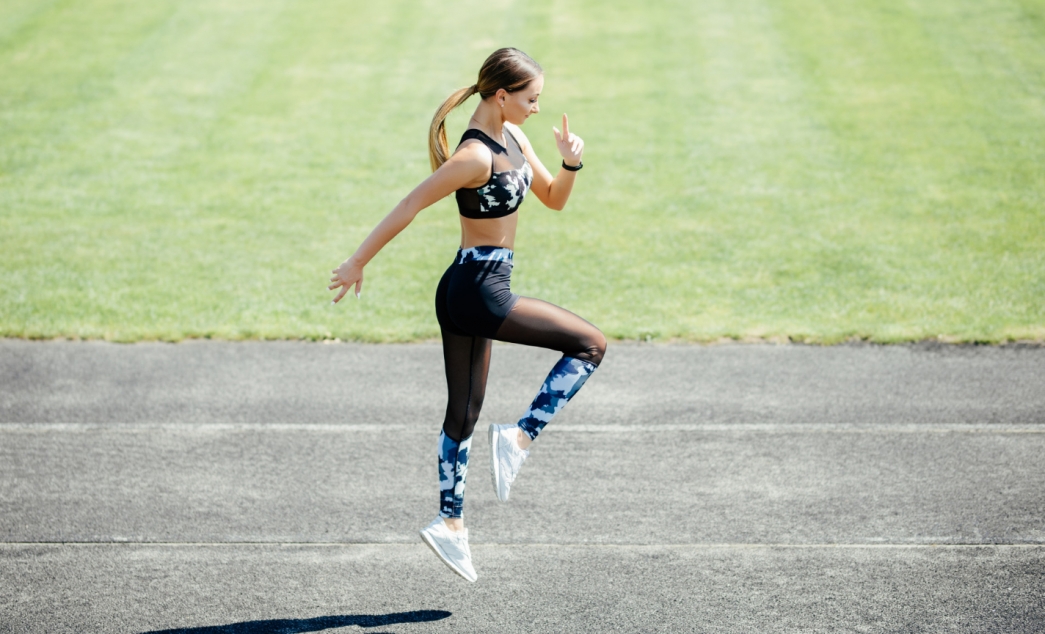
[{"xmin": 456, "ymin": 246, "xmax": 514, "ymax": 265}]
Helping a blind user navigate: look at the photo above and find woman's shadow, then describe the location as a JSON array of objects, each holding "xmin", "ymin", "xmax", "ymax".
[{"xmin": 141, "ymin": 610, "xmax": 452, "ymax": 633}]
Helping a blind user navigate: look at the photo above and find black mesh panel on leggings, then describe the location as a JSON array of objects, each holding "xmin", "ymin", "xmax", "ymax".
[
  {"xmin": 440, "ymin": 295, "xmax": 605, "ymax": 442},
  {"xmin": 494, "ymin": 297, "xmax": 607, "ymax": 366},
  {"xmin": 440, "ymin": 330, "xmax": 492, "ymax": 442}
]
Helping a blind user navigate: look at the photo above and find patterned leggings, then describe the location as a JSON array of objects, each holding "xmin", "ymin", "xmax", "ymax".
[{"xmin": 434, "ymin": 247, "xmax": 606, "ymax": 518}]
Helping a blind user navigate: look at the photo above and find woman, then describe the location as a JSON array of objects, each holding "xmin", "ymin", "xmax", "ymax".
[{"xmin": 328, "ymin": 48, "xmax": 606, "ymax": 583}]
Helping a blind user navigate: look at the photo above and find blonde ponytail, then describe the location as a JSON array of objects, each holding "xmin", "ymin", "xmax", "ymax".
[
  {"xmin": 428, "ymin": 84, "xmax": 479, "ymax": 171},
  {"xmin": 428, "ymin": 49, "xmax": 543, "ymax": 172}
]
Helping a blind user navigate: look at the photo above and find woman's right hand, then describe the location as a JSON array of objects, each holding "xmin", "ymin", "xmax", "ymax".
[
  {"xmin": 329, "ymin": 256, "xmax": 364, "ymax": 304},
  {"xmin": 552, "ymin": 113, "xmax": 584, "ymax": 167}
]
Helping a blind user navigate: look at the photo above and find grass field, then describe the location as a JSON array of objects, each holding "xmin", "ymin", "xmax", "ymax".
[{"xmin": 1, "ymin": 0, "xmax": 1043, "ymax": 342}]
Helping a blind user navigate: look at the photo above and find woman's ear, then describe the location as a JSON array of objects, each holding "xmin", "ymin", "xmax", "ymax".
[{"xmin": 495, "ymin": 88, "xmax": 507, "ymax": 107}]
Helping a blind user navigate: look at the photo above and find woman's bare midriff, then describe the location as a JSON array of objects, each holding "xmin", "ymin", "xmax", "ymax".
[{"xmin": 459, "ymin": 213, "xmax": 518, "ymax": 250}]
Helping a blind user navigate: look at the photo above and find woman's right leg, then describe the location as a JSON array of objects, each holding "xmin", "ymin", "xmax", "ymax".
[
  {"xmin": 494, "ymin": 296, "xmax": 607, "ymax": 442},
  {"xmin": 496, "ymin": 296, "xmax": 606, "ymax": 366},
  {"xmin": 486, "ymin": 296, "xmax": 606, "ymax": 503}
]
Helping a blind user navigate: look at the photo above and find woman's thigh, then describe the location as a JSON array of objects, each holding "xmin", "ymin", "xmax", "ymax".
[{"xmin": 494, "ymin": 296, "xmax": 606, "ymax": 365}]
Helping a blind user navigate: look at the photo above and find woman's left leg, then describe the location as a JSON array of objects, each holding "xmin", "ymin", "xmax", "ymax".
[
  {"xmin": 434, "ymin": 260, "xmax": 494, "ymax": 522},
  {"xmin": 420, "ymin": 263, "xmax": 493, "ymax": 583},
  {"xmin": 437, "ymin": 328, "xmax": 492, "ymax": 520}
]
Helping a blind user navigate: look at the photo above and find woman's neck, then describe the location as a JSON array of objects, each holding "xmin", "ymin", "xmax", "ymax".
[{"xmin": 469, "ymin": 103, "xmax": 506, "ymax": 144}]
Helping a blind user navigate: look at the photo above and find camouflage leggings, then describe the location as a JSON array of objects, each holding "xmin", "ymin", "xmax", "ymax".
[{"xmin": 435, "ymin": 247, "xmax": 606, "ymax": 518}]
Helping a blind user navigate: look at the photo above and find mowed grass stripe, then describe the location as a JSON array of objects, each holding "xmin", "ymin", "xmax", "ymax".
[
  {"xmin": 0, "ymin": 0, "xmax": 1042, "ymax": 342},
  {"xmin": 1, "ymin": 0, "xmax": 528, "ymax": 340},
  {"xmin": 771, "ymin": 0, "xmax": 1045, "ymax": 340}
]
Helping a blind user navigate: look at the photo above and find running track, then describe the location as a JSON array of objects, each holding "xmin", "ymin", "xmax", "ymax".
[{"xmin": 2, "ymin": 340, "xmax": 1043, "ymax": 632}]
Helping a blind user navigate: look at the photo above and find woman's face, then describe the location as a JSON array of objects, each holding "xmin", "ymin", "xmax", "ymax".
[{"xmin": 500, "ymin": 74, "xmax": 544, "ymax": 126}]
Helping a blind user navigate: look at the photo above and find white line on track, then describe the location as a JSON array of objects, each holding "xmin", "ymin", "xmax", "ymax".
[
  {"xmin": 1, "ymin": 541, "xmax": 1042, "ymax": 548},
  {"xmin": 1, "ymin": 422, "xmax": 1044, "ymax": 433}
]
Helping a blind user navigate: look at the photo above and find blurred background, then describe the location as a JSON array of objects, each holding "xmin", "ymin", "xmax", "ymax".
[{"xmin": 1, "ymin": 0, "xmax": 1042, "ymax": 342}]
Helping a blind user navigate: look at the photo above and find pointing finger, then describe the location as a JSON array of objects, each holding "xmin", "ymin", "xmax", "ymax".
[{"xmin": 562, "ymin": 113, "xmax": 569, "ymax": 139}]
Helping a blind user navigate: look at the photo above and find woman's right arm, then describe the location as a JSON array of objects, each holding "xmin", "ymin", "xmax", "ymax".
[{"xmin": 328, "ymin": 145, "xmax": 488, "ymax": 303}]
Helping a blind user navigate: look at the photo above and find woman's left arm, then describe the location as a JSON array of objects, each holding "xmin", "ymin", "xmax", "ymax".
[{"xmin": 514, "ymin": 114, "xmax": 584, "ymax": 211}]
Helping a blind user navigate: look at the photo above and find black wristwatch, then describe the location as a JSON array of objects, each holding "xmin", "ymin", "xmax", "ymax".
[{"xmin": 562, "ymin": 161, "xmax": 583, "ymax": 172}]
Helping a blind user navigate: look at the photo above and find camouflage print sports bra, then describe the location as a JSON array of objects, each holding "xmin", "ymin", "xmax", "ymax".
[{"xmin": 455, "ymin": 128, "xmax": 534, "ymax": 220}]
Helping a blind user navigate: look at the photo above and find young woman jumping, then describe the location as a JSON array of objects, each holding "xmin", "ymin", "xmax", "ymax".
[{"xmin": 328, "ymin": 48, "xmax": 606, "ymax": 582}]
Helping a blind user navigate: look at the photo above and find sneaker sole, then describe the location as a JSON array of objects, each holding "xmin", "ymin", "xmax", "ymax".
[
  {"xmin": 419, "ymin": 527, "xmax": 477, "ymax": 583},
  {"xmin": 488, "ymin": 424, "xmax": 508, "ymax": 503}
]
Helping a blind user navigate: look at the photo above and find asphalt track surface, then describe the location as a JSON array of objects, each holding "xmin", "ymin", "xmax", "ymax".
[{"xmin": 1, "ymin": 340, "xmax": 1043, "ymax": 633}]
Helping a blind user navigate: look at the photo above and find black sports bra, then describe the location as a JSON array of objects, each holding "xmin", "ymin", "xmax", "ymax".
[{"xmin": 455, "ymin": 128, "xmax": 534, "ymax": 219}]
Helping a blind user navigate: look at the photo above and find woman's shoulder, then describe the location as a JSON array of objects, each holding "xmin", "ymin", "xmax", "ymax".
[
  {"xmin": 503, "ymin": 122, "xmax": 531, "ymax": 152},
  {"xmin": 453, "ymin": 134, "xmax": 494, "ymax": 162},
  {"xmin": 443, "ymin": 134, "xmax": 494, "ymax": 186}
]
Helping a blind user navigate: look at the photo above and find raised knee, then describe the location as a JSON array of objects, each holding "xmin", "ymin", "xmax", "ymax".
[{"xmin": 582, "ymin": 331, "xmax": 607, "ymax": 367}]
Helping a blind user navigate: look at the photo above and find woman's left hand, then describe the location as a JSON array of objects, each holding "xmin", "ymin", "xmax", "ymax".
[
  {"xmin": 552, "ymin": 113, "xmax": 584, "ymax": 167},
  {"xmin": 329, "ymin": 256, "xmax": 364, "ymax": 304}
]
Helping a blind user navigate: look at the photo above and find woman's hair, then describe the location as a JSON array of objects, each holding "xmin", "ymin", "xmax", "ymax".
[{"xmin": 428, "ymin": 48, "xmax": 543, "ymax": 171}]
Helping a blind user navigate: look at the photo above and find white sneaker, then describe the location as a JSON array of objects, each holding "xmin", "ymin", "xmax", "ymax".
[
  {"xmin": 489, "ymin": 423, "xmax": 530, "ymax": 502},
  {"xmin": 419, "ymin": 517, "xmax": 477, "ymax": 582}
]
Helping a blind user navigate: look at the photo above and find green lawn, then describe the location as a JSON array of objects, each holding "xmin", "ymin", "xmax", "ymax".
[{"xmin": 1, "ymin": 0, "xmax": 1043, "ymax": 342}]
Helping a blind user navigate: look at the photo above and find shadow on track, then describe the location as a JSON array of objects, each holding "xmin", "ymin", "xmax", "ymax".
[{"xmin": 141, "ymin": 610, "xmax": 453, "ymax": 633}]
